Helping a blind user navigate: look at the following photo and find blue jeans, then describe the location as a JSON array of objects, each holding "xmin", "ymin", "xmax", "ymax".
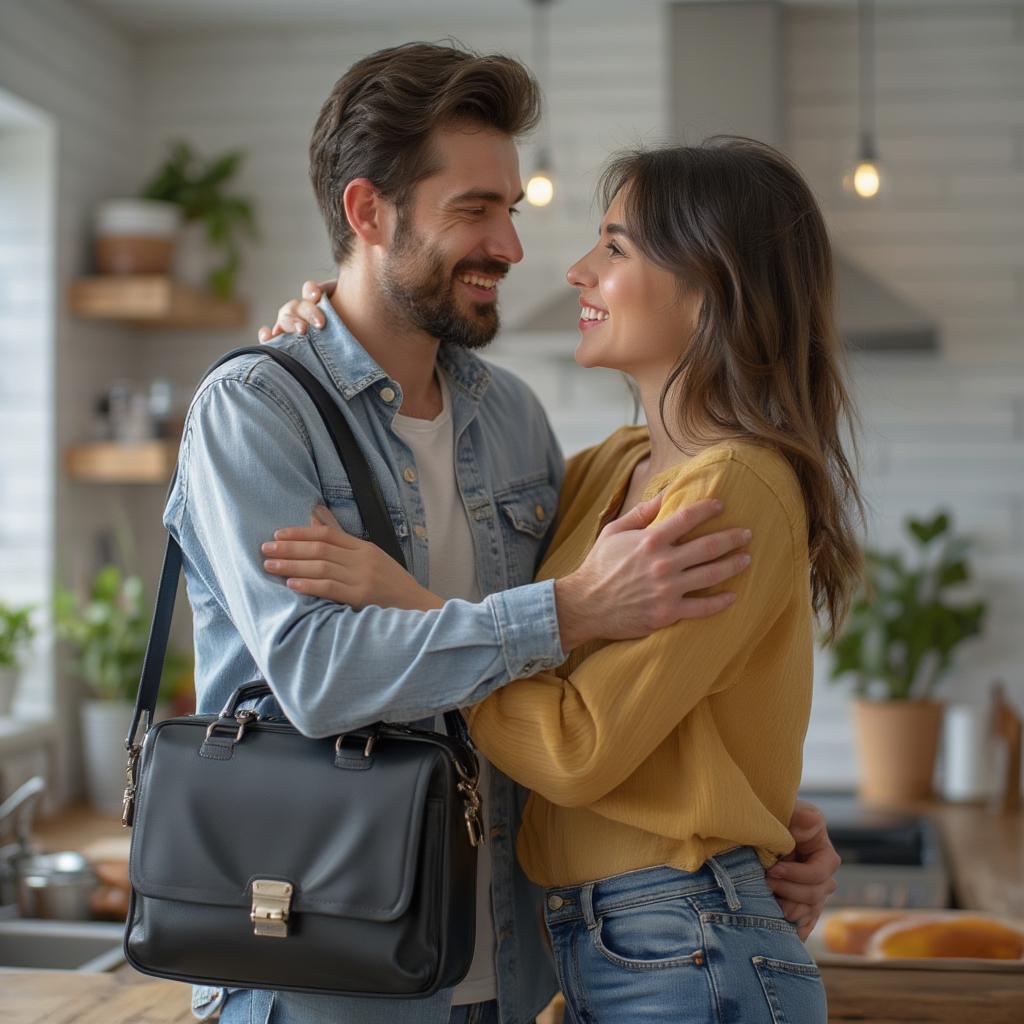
[
  {"xmin": 543, "ymin": 846, "xmax": 827, "ymax": 1024},
  {"xmin": 448, "ymin": 1002, "xmax": 499, "ymax": 1024},
  {"xmin": 219, "ymin": 993, "xmax": 500, "ymax": 1023}
]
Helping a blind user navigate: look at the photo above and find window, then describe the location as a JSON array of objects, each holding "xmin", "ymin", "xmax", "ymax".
[{"xmin": 0, "ymin": 89, "xmax": 56, "ymax": 742}]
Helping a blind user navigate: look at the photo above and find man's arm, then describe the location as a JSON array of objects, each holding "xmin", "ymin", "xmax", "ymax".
[
  {"xmin": 172, "ymin": 371, "xmax": 744, "ymax": 738},
  {"xmin": 170, "ymin": 374, "xmax": 565, "ymax": 736},
  {"xmin": 463, "ymin": 459, "xmax": 787, "ymax": 807}
]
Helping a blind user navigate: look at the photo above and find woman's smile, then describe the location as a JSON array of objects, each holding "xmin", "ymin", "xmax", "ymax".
[{"xmin": 578, "ymin": 299, "xmax": 610, "ymax": 331}]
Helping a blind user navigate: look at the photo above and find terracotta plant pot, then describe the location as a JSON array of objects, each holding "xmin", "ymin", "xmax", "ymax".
[
  {"xmin": 853, "ymin": 699, "xmax": 944, "ymax": 806},
  {"xmin": 95, "ymin": 236, "xmax": 175, "ymax": 275}
]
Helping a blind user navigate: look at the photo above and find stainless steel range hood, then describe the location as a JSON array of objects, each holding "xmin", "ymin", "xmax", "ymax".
[
  {"xmin": 835, "ymin": 255, "xmax": 937, "ymax": 352},
  {"xmin": 513, "ymin": 2, "xmax": 939, "ymax": 353},
  {"xmin": 513, "ymin": 254, "xmax": 938, "ymax": 353}
]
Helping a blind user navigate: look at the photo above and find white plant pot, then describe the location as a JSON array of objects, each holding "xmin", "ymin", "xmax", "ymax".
[
  {"xmin": 94, "ymin": 199, "xmax": 181, "ymax": 239},
  {"xmin": 173, "ymin": 220, "xmax": 219, "ymax": 291},
  {"xmin": 79, "ymin": 699, "xmax": 172, "ymax": 814},
  {"xmin": 80, "ymin": 699, "xmax": 136, "ymax": 815},
  {"xmin": 0, "ymin": 666, "xmax": 18, "ymax": 716}
]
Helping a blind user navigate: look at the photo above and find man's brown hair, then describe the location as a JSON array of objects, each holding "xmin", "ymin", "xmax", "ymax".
[{"xmin": 310, "ymin": 41, "xmax": 541, "ymax": 264}]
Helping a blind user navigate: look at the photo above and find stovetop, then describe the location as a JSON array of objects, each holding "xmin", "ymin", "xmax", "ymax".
[{"xmin": 798, "ymin": 791, "xmax": 950, "ymax": 908}]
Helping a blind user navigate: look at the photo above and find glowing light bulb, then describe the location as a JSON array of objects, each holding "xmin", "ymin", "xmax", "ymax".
[
  {"xmin": 526, "ymin": 173, "xmax": 554, "ymax": 207},
  {"xmin": 853, "ymin": 161, "xmax": 881, "ymax": 198}
]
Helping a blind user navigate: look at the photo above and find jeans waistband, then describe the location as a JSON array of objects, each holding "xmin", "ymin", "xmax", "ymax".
[{"xmin": 543, "ymin": 846, "xmax": 765, "ymax": 927}]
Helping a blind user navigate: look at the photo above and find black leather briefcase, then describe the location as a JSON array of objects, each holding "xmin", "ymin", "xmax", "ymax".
[{"xmin": 121, "ymin": 347, "xmax": 483, "ymax": 998}]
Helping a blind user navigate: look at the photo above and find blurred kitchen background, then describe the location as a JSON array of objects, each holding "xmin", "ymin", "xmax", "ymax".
[{"xmin": 0, "ymin": 0, "xmax": 1021, "ymax": 822}]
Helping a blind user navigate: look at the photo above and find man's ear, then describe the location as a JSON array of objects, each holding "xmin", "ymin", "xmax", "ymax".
[{"xmin": 342, "ymin": 178, "xmax": 388, "ymax": 247}]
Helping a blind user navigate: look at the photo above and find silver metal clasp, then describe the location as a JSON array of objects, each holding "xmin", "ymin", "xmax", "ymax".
[
  {"xmin": 455, "ymin": 758, "xmax": 485, "ymax": 848},
  {"xmin": 121, "ymin": 744, "xmax": 141, "ymax": 828},
  {"xmin": 250, "ymin": 879, "xmax": 293, "ymax": 938},
  {"xmin": 334, "ymin": 733, "xmax": 376, "ymax": 759}
]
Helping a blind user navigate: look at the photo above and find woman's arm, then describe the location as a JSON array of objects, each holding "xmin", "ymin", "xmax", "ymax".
[{"xmin": 464, "ymin": 455, "xmax": 796, "ymax": 808}]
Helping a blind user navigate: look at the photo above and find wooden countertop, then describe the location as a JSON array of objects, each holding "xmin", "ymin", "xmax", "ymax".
[
  {"xmin": 0, "ymin": 971, "xmax": 193, "ymax": 1024},
  {"xmin": 4, "ymin": 799, "xmax": 1022, "ymax": 1024},
  {"xmin": 925, "ymin": 801, "xmax": 1024, "ymax": 916}
]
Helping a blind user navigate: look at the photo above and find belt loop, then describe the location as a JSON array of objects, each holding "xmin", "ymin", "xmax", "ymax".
[
  {"xmin": 707, "ymin": 855, "xmax": 742, "ymax": 911},
  {"xmin": 580, "ymin": 882, "xmax": 598, "ymax": 931}
]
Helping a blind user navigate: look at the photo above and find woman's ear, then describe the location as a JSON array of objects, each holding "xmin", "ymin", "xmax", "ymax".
[{"xmin": 342, "ymin": 178, "xmax": 387, "ymax": 247}]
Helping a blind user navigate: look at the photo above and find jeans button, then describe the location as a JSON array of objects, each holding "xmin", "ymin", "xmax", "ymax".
[{"xmin": 547, "ymin": 895, "xmax": 565, "ymax": 911}]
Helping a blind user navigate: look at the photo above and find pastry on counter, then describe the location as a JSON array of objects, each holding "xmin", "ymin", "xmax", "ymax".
[
  {"xmin": 823, "ymin": 909, "xmax": 910, "ymax": 955},
  {"xmin": 868, "ymin": 914, "xmax": 1024, "ymax": 961},
  {"xmin": 824, "ymin": 908, "xmax": 1024, "ymax": 960}
]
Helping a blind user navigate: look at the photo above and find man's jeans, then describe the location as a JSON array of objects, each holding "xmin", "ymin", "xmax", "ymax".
[
  {"xmin": 219, "ymin": 991, "xmax": 503, "ymax": 1024},
  {"xmin": 543, "ymin": 846, "xmax": 827, "ymax": 1024},
  {"xmin": 449, "ymin": 1002, "xmax": 500, "ymax": 1024}
]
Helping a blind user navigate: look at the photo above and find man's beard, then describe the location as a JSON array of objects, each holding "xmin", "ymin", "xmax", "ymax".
[{"xmin": 381, "ymin": 212, "xmax": 507, "ymax": 350}]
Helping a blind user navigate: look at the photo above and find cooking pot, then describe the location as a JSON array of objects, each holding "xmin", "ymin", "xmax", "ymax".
[{"xmin": 16, "ymin": 851, "xmax": 99, "ymax": 920}]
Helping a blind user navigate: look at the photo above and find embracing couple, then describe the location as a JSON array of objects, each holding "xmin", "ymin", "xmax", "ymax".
[{"xmin": 170, "ymin": 40, "xmax": 860, "ymax": 1024}]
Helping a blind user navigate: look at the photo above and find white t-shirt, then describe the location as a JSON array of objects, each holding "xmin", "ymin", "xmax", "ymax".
[{"xmin": 391, "ymin": 374, "xmax": 498, "ymax": 1007}]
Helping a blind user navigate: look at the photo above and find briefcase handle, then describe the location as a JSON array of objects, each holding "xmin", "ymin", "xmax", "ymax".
[{"xmin": 126, "ymin": 345, "xmax": 470, "ymax": 753}]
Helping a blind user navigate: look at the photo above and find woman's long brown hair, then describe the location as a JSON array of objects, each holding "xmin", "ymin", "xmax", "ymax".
[{"xmin": 601, "ymin": 138, "xmax": 864, "ymax": 641}]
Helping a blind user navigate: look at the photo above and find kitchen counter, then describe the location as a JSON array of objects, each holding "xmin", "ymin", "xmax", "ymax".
[
  {"xmin": 926, "ymin": 800, "xmax": 1024, "ymax": 916},
  {"xmin": 3, "ymin": 799, "xmax": 1022, "ymax": 1024},
  {"xmin": 0, "ymin": 970, "xmax": 193, "ymax": 1024}
]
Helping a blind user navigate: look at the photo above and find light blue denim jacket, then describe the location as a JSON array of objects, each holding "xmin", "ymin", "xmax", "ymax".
[{"xmin": 164, "ymin": 294, "xmax": 565, "ymax": 1023}]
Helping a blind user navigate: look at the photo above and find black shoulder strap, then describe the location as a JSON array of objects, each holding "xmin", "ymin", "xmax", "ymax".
[{"xmin": 127, "ymin": 345, "xmax": 467, "ymax": 748}]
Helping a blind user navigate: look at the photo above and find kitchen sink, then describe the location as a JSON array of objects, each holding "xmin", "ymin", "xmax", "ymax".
[{"xmin": 0, "ymin": 918, "xmax": 125, "ymax": 972}]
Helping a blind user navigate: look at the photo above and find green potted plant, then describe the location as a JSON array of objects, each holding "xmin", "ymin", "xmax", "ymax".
[
  {"xmin": 140, "ymin": 141, "xmax": 258, "ymax": 299},
  {"xmin": 829, "ymin": 510, "xmax": 987, "ymax": 805},
  {"xmin": 55, "ymin": 566, "xmax": 187, "ymax": 813},
  {"xmin": 0, "ymin": 602, "xmax": 35, "ymax": 716}
]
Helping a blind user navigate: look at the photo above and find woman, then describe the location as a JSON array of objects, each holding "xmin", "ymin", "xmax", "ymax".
[{"xmin": 259, "ymin": 138, "xmax": 862, "ymax": 1022}]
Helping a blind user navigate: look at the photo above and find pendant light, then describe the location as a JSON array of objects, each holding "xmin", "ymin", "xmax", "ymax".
[
  {"xmin": 843, "ymin": 0, "xmax": 884, "ymax": 200},
  {"xmin": 525, "ymin": 0, "xmax": 555, "ymax": 207}
]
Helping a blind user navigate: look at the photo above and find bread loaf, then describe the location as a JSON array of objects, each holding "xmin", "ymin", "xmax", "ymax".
[
  {"xmin": 867, "ymin": 915, "xmax": 1024, "ymax": 961},
  {"xmin": 823, "ymin": 910, "xmax": 909, "ymax": 955}
]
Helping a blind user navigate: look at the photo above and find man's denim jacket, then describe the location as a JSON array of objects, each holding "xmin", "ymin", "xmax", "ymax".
[{"xmin": 163, "ymin": 295, "xmax": 566, "ymax": 1023}]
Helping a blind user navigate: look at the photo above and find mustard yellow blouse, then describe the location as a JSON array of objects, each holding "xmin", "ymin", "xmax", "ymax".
[{"xmin": 464, "ymin": 427, "xmax": 814, "ymax": 888}]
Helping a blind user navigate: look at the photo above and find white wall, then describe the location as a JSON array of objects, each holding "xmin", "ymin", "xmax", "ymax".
[{"xmin": 0, "ymin": 0, "xmax": 141, "ymax": 801}]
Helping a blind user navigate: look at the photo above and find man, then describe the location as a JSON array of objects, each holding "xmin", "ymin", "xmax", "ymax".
[{"xmin": 170, "ymin": 42, "xmax": 839, "ymax": 1024}]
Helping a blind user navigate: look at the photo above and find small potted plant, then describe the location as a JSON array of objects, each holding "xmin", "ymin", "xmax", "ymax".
[
  {"xmin": 140, "ymin": 141, "xmax": 258, "ymax": 298},
  {"xmin": 829, "ymin": 511, "xmax": 988, "ymax": 805},
  {"xmin": 0, "ymin": 602, "xmax": 35, "ymax": 716},
  {"xmin": 55, "ymin": 566, "xmax": 187, "ymax": 813}
]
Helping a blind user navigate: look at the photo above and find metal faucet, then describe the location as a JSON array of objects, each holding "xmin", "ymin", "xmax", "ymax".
[{"xmin": 0, "ymin": 776, "xmax": 45, "ymax": 910}]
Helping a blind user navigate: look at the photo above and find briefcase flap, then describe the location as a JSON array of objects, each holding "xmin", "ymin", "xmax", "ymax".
[{"xmin": 129, "ymin": 717, "xmax": 447, "ymax": 923}]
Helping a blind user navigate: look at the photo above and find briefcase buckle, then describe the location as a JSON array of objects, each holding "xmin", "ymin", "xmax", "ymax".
[{"xmin": 251, "ymin": 879, "xmax": 293, "ymax": 938}]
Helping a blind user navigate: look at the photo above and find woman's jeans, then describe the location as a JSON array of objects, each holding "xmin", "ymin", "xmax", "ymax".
[{"xmin": 543, "ymin": 846, "xmax": 827, "ymax": 1024}]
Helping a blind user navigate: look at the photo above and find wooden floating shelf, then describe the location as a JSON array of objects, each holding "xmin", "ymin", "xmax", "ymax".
[
  {"xmin": 65, "ymin": 441, "xmax": 178, "ymax": 484},
  {"xmin": 69, "ymin": 275, "xmax": 248, "ymax": 329}
]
